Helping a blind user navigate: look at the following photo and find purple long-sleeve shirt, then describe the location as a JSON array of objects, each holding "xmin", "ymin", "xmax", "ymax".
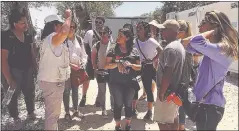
[{"xmin": 187, "ymin": 35, "xmax": 234, "ymax": 108}]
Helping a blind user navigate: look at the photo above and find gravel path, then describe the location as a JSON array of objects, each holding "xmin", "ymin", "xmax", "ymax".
[{"xmin": 1, "ymin": 73, "xmax": 238, "ymax": 130}]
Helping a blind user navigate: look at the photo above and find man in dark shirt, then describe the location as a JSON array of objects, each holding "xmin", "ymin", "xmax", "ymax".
[{"xmin": 1, "ymin": 9, "xmax": 36, "ymax": 125}]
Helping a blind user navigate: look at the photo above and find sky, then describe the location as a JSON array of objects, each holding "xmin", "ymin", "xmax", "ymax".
[
  {"xmin": 30, "ymin": 2, "xmax": 163, "ymax": 29},
  {"xmin": 115, "ymin": 2, "xmax": 163, "ymax": 17}
]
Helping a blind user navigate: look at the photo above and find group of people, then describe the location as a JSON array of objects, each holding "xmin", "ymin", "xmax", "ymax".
[{"xmin": 1, "ymin": 7, "xmax": 238, "ymax": 131}]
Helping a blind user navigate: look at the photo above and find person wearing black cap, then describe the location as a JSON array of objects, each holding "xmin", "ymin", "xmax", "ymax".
[{"xmin": 38, "ymin": 9, "xmax": 72, "ymax": 130}]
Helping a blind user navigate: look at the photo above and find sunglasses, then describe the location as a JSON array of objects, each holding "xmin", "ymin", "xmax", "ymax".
[
  {"xmin": 99, "ymin": 31, "xmax": 107, "ymax": 35},
  {"xmin": 70, "ymin": 26, "xmax": 76, "ymax": 29},
  {"xmin": 95, "ymin": 21, "xmax": 103, "ymax": 25},
  {"xmin": 166, "ymin": 93, "xmax": 182, "ymax": 106}
]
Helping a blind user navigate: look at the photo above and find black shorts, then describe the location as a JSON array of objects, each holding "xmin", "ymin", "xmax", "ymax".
[{"xmin": 85, "ymin": 59, "xmax": 94, "ymax": 80}]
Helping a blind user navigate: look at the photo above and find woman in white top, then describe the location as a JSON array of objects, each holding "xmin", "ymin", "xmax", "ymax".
[
  {"xmin": 38, "ymin": 9, "xmax": 72, "ymax": 130},
  {"xmin": 135, "ymin": 21, "xmax": 163, "ymax": 121},
  {"xmin": 63, "ymin": 20, "xmax": 88, "ymax": 120}
]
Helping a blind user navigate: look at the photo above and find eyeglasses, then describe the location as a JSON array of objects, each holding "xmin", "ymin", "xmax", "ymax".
[
  {"xmin": 70, "ymin": 26, "xmax": 76, "ymax": 29},
  {"xmin": 166, "ymin": 93, "xmax": 182, "ymax": 106},
  {"xmin": 99, "ymin": 31, "xmax": 107, "ymax": 35},
  {"xmin": 95, "ymin": 21, "xmax": 103, "ymax": 25}
]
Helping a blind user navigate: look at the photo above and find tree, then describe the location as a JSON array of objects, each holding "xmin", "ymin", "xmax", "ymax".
[{"xmin": 54, "ymin": 2, "xmax": 123, "ymax": 30}]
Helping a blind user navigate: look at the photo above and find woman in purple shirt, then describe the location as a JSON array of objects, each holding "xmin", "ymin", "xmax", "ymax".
[{"xmin": 182, "ymin": 10, "xmax": 238, "ymax": 130}]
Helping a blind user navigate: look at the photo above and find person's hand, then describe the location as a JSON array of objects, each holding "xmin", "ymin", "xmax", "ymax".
[
  {"xmin": 122, "ymin": 60, "xmax": 132, "ymax": 67},
  {"xmin": 8, "ymin": 79, "xmax": 17, "ymax": 90},
  {"xmin": 64, "ymin": 9, "xmax": 72, "ymax": 19},
  {"xmin": 158, "ymin": 91, "xmax": 165, "ymax": 102},
  {"xmin": 153, "ymin": 58, "xmax": 159, "ymax": 70},
  {"xmin": 118, "ymin": 63, "xmax": 127, "ymax": 74}
]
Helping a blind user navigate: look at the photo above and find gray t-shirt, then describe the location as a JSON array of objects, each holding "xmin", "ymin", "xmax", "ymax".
[
  {"xmin": 92, "ymin": 42, "xmax": 110, "ymax": 69},
  {"xmin": 156, "ymin": 39, "xmax": 186, "ymax": 94}
]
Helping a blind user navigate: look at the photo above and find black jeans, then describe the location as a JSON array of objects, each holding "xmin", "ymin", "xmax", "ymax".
[
  {"xmin": 8, "ymin": 68, "xmax": 35, "ymax": 118},
  {"xmin": 141, "ymin": 64, "xmax": 156, "ymax": 102},
  {"xmin": 196, "ymin": 104, "xmax": 224, "ymax": 130},
  {"xmin": 63, "ymin": 78, "xmax": 78, "ymax": 112},
  {"xmin": 110, "ymin": 82, "xmax": 135, "ymax": 121},
  {"xmin": 179, "ymin": 106, "xmax": 186, "ymax": 125}
]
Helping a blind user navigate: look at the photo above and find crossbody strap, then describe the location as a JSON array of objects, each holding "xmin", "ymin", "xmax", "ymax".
[
  {"xmin": 136, "ymin": 39, "xmax": 147, "ymax": 60},
  {"xmin": 200, "ymin": 60, "xmax": 225, "ymax": 102}
]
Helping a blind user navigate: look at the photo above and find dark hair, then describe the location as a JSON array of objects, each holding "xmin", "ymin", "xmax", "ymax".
[
  {"xmin": 96, "ymin": 17, "xmax": 105, "ymax": 23},
  {"xmin": 123, "ymin": 23, "xmax": 134, "ymax": 36},
  {"xmin": 41, "ymin": 20, "xmax": 60, "ymax": 40},
  {"xmin": 137, "ymin": 21, "xmax": 150, "ymax": 38},
  {"xmin": 117, "ymin": 28, "xmax": 134, "ymax": 54},
  {"xmin": 9, "ymin": 9, "xmax": 26, "ymax": 29},
  {"xmin": 101, "ymin": 26, "xmax": 112, "ymax": 35}
]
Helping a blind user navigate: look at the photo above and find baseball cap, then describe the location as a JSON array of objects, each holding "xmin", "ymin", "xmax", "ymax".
[
  {"xmin": 148, "ymin": 20, "xmax": 165, "ymax": 29},
  {"xmin": 158, "ymin": 19, "xmax": 180, "ymax": 32},
  {"xmin": 44, "ymin": 15, "xmax": 63, "ymax": 24}
]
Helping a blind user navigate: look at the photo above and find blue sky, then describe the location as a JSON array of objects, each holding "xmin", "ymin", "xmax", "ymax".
[
  {"xmin": 115, "ymin": 2, "xmax": 163, "ymax": 17},
  {"xmin": 30, "ymin": 2, "xmax": 163, "ymax": 29}
]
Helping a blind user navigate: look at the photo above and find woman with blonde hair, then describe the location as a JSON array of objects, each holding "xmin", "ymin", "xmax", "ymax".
[
  {"xmin": 177, "ymin": 20, "xmax": 194, "ymax": 131},
  {"xmin": 182, "ymin": 10, "xmax": 238, "ymax": 130}
]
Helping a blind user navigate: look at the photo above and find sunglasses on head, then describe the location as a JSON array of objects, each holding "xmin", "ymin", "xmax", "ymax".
[
  {"xmin": 99, "ymin": 31, "xmax": 107, "ymax": 35},
  {"xmin": 95, "ymin": 21, "xmax": 103, "ymax": 25}
]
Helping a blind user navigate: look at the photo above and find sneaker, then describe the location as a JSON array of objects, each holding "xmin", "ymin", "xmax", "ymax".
[
  {"xmin": 64, "ymin": 113, "xmax": 72, "ymax": 121},
  {"xmin": 79, "ymin": 97, "xmax": 86, "ymax": 107},
  {"xmin": 115, "ymin": 125, "xmax": 122, "ymax": 131},
  {"xmin": 132, "ymin": 109, "xmax": 138, "ymax": 118},
  {"xmin": 125, "ymin": 124, "xmax": 132, "ymax": 131},
  {"xmin": 72, "ymin": 111, "xmax": 85, "ymax": 119},
  {"xmin": 143, "ymin": 110, "xmax": 152, "ymax": 121},
  {"xmin": 94, "ymin": 101, "xmax": 101, "ymax": 107},
  {"xmin": 27, "ymin": 112, "xmax": 36, "ymax": 120},
  {"xmin": 102, "ymin": 110, "xmax": 108, "ymax": 119}
]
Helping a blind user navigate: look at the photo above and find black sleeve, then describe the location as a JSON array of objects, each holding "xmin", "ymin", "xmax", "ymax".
[{"xmin": 1, "ymin": 31, "xmax": 11, "ymax": 51}]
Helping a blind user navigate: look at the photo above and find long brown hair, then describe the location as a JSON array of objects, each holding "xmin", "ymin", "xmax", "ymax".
[{"xmin": 205, "ymin": 10, "xmax": 238, "ymax": 60}]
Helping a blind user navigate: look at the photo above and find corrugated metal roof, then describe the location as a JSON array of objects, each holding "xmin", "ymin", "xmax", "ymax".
[{"xmin": 105, "ymin": 16, "xmax": 150, "ymax": 19}]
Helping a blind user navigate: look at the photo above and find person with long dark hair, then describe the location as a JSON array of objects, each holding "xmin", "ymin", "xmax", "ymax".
[
  {"xmin": 122, "ymin": 23, "xmax": 140, "ymax": 117},
  {"xmin": 182, "ymin": 10, "xmax": 238, "ymax": 130},
  {"xmin": 135, "ymin": 21, "xmax": 163, "ymax": 120},
  {"xmin": 62, "ymin": 20, "xmax": 87, "ymax": 120},
  {"xmin": 38, "ymin": 9, "xmax": 72, "ymax": 130},
  {"xmin": 105, "ymin": 28, "xmax": 141, "ymax": 130},
  {"xmin": 1, "ymin": 8, "xmax": 37, "ymax": 128}
]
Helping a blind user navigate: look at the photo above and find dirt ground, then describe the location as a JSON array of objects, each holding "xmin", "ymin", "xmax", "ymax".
[{"xmin": 1, "ymin": 73, "xmax": 238, "ymax": 130}]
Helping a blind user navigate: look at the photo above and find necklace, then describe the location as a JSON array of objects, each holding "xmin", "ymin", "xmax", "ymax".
[{"xmin": 12, "ymin": 30, "xmax": 24, "ymax": 43}]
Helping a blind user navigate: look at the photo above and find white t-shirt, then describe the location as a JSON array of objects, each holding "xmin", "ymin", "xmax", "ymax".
[
  {"xmin": 65, "ymin": 38, "xmax": 88, "ymax": 67},
  {"xmin": 134, "ymin": 38, "xmax": 160, "ymax": 61},
  {"xmin": 83, "ymin": 30, "xmax": 94, "ymax": 49}
]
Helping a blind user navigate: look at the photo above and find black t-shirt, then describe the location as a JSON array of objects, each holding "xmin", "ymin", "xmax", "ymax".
[
  {"xmin": 107, "ymin": 45, "xmax": 140, "ymax": 84},
  {"xmin": 1, "ymin": 30, "xmax": 33, "ymax": 70}
]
